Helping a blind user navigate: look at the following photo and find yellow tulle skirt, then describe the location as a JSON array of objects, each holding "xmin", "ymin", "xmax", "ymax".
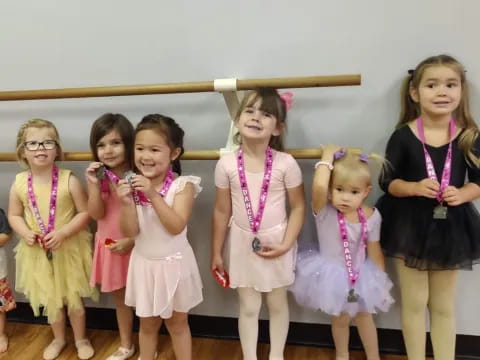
[{"xmin": 15, "ymin": 230, "xmax": 99, "ymax": 323}]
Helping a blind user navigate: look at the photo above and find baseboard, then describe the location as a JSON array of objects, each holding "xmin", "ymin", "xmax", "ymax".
[{"xmin": 8, "ymin": 302, "xmax": 479, "ymax": 359}]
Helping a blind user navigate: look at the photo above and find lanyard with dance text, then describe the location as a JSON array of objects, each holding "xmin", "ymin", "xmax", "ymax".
[
  {"xmin": 416, "ymin": 117, "xmax": 455, "ymax": 219},
  {"xmin": 337, "ymin": 207, "xmax": 368, "ymax": 303},
  {"xmin": 134, "ymin": 168, "xmax": 174, "ymax": 206},
  {"xmin": 27, "ymin": 166, "xmax": 59, "ymax": 259},
  {"xmin": 100, "ymin": 168, "xmax": 121, "ymax": 192},
  {"xmin": 237, "ymin": 147, "xmax": 274, "ymax": 252}
]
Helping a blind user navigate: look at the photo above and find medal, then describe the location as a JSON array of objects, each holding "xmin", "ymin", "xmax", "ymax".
[
  {"xmin": 131, "ymin": 168, "xmax": 174, "ymax": 206},
  {"xmin": 417, "ymin": 117, "xmax": 455, "ymax": 220},
  {"xmin": 433, "ymin": 204, "xmax": 448, "ymax": 219},
  {"xmin": 252, "ymin": 237, "xmax": 262, "ymax": 252},
  {"xmin": 237, "ymin": 147, "xmax": 274, "ymax": 252},
  {"xmin": 347, "ymin": 288, "xmax": 359, "ymax": 303},
  {"xmin": 95, "ymin": 165, "xmax": 106, "ymax": 180},
  {"xmin": 337, "ymin": 207, "xmax": 368, "ymax": 303}
]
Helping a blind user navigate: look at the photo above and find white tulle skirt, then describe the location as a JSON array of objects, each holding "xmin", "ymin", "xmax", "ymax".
[{"xmin": 290, "ymin": 250, "xmax": 394, "ymax": 317}]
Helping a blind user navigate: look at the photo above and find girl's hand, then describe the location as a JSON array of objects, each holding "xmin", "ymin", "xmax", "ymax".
[
  {"xmin": 130, "ymin": 175, "xmax": 157, "ymax": 200},
  {"xmin": 256, "ymin": 242, "xmax": 288, "ymax": 259},
  {"xmin": 414, "ymin": 178, "xmax": 440, "ymax": 198},
  {"xmin": 43, "ymin": 229, "xmax": 68, "ymax": 251},
  {"xmin": 442, "ymin": 186, "xmax": 465, "ymax": 206},
  {"xmin": 85, "ymin": 162, "xmax": 104, "ymax": 184},
  {"xmin": 109, "ymin": 237, "xmax": 134, "ymax": 254},
  {"xmin": 116, "ymin": 179, "xmax": 134, "ymax": 205},
  {"xmin": 211, "ymin": 254, "xmax": 225, "ymax": 274},
  {"xmin": 321, "ymin": 144, "xmax": 343, "ymax": 159},
  {"xmin": 24, "ymin": 230, "xmax": 38, "ymax": 246}
]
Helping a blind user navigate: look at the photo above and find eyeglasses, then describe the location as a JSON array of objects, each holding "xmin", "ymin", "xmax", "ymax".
[{"xmin": 23, "ymin": 140, "xmax": 58, "ymax": 151}]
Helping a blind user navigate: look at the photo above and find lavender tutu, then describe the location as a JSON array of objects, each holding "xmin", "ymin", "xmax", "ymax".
[{"xmin": 290, "ymin": 250, "xmax": 394, "ymax": 317}]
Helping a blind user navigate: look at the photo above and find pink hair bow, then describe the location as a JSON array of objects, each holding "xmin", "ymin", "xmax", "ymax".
[{"xmin": 279, "ymin": 91, "xmax": 293, "ymax": 111}]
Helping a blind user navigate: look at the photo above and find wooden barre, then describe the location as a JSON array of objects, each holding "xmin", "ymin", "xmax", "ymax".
[
  {"xmin": 0, "ymin": 74, "xmax": 360, "ymax": 101},
  {"xmin": 0, "ymin": 148, "xmax": 323, "ymax": 162}
]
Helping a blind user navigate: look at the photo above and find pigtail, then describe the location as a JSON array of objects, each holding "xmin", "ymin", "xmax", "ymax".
[{"xmin": 397, "ymin": 75, "xmax": 419, "ymax": 128}]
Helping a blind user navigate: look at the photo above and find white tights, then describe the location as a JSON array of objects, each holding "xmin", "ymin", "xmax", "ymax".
[{"xmin": 237, "ymin": 287, "xmax": 289, "ymax": 360}]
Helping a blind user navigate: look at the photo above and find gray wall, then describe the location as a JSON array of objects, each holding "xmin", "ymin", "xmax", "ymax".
[{"xmin": 0, "ymin": 0, "xmax": 479, "ymax": 335}]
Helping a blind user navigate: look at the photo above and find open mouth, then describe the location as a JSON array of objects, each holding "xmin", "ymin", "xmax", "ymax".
[{"xmin": 246, "ymin": 125, "xmax": 262, "ymax": 131}]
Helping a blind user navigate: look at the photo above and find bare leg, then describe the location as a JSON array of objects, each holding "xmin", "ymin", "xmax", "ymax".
[
  {"xmin": 353, "ymin": 312, "xmax": 380, "ymax": 360},
  {"xmin": 43, "ymin": 308, "xmax": 67, "ymax": 360},
  {"xmin": 139, "ymin": 316, "xmax": 162, "ymax": 360},
  {"xmin": 0, "ymin": 312, "xmax": 8, "ymax": 353},
  {"xmin": 112, "ymin": 288, "xmax": 134, "ymax": 349},
  {"xmin": 428, "ymin": 269, "xmax": 458, "ymax": 360},
  {"xmin": 331, "ymin": 313, "xmax": 351, "ymax": 360},
  {"xmin": 165, "ymin": 312, "xmax": 191, "ymax": 360},
  {"xmin": 68, "ymin": 304, "xmax": 86, "ymax": 342},
  {"xmin": 238, "ymin": 287, "xmax": 262, "ymax": 360},
  {"xmin": 265, "ymin": 287, "xmax": 289, "ymax": 360},
  {"xmin": 395, "ymin": 258, "xmax": 428, "ymax": 360}
]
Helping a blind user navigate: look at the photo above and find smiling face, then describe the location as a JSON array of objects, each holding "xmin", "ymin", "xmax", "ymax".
[
  {"xmin": 96, "ymin": 129, "xmax": 126, "ymax": 171},
  {"xmin": 410, "ymin": 65, "xmax": 462, "ymax": 120},
  {"xmin": 21, "ymin": 127, "xmax": 59, "ymax": 169},
  {"xmin": 134, "ymin": 129, "xmax": 180, "ymax": 182}
]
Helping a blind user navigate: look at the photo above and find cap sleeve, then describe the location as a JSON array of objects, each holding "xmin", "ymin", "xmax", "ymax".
[
  {"xmin": 174, "ymin": 176, "xmax": 202, "ymax": 198},
  {"xmin": 283, "ymin": 153, "xmax": 303, "ymax": 188},
  {"xmin": 214, "ymin": 156, "xmax": 230, "ymax": 189},
  {"xmin": 367, "ymin": 208, "xmax": 382, "ymax": 243},
  {"xmin": 379, "ymin": 129, "xmax": 407, "ymax": 192},
  {"xmin": 0, "ymin": 209, "xmax": 11, "ymax": 234}
]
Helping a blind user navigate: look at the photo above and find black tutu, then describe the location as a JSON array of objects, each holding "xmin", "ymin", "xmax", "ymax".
[{"xmin": 377, "ymin": 194, "xmax": 480, "ymax": 270}]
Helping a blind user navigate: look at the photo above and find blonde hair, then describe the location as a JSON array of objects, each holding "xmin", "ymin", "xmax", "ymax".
[
  {"xmin": 233, "ymin": 87, "xmax": 287, "ymax": 151},
  {"xmin": 16, "ymin": 119, "xmax": 64, "ymax": 168},
  {"xmin": 331, "ymin": 148, "xmax": 386, "ymax": 187},
  {"xmin": 398, "ymin": 54, "xmax": 479, "ymax": 166}
]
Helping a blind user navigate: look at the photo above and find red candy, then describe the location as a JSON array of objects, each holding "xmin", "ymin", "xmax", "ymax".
[
  {"xmin": 104, "ymin": 238, "xmax": 116, "ymax": 248},
  {"xmin": 212, "ymin": 269, "xmax": 230, "ymax": 288}
]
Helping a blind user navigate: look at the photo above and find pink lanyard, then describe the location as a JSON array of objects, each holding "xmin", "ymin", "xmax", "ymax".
[
  {"xmin": 27, "ymin": 166, "xmax": 59, "ymax": 236},
  {"xmin": 134, "ymin": 168, "xmax": 174, "ymax": 206},
  {"xmin": 100, "ymin": 169, "xmax": 121, "ymax": 192},
  {"xmin": 337, "ymin": 207, "xmax": 368, "ymax": 287},
  {"xmin": 236, "ymin": 147, "xmax": 273, "ymax": 235},
  {"xmin": 416, "ymin": 117, "xmax": 455, "ymax": 202}
]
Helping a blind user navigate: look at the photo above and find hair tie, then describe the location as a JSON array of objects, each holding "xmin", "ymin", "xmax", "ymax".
[
  {"xmin": 334, "ymin": 150, "xmax": 346, "ymax": 161},
  {"xmin": 359, "ymin": 153, "xmax": 369, "ymax": 163},
  {"xmin": 279, "ymin": 91, "xmax": 293, "ymax": 111}
]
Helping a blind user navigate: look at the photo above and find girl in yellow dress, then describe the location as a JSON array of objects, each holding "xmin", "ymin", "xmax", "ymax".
[{"xmin": 8, "ymin": 119, "xmax": 98, "ymax": 360}]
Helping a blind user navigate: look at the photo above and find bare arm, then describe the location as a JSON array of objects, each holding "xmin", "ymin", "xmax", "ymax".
[
  {"xmin": 211, "ymin": 187, "xmax": 232, "ymax": 272},
  {"xmin": 0, "ymin": 233, "xmax": 12, "ymax": 247},
  {"xmin": 8, "ymin": 182, "xmax": 37, "ymax": 246},
  {"xmin": 117, "ymin": 180, "xmax": 139, "ymax": 237},
  {"xmin": 312, "ymin": 146, "xmax": 340, "ymax": 213},
  {"xmin": 367, "ymin": 241, "xmax": 385, "ymax": 272},
  {"xmin": 85, "ymin": 162, "xmax": 105, "ymax": 220}
]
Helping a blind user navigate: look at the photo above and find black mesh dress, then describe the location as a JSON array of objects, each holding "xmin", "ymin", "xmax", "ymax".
[{"xmin": 376, "ymin": 125, "xmax": 480, "ymax": 270}]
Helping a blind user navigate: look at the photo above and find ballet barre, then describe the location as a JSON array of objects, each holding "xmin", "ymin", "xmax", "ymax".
[{"xmin": 0, "ymin": 74, "xmax": 360, "ymax": 101}]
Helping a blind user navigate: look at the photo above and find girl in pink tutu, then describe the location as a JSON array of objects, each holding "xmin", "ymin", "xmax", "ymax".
[
  {"xmin": 86, "ymin": 113, "xmax": 136, "ymax": 360},
  {"xmin": 212, "ymin": 88, "xmax": 305, "ymax": 360},
  {"xmin": 117, "ymin": 114, "xmax": 203, "ymax": 360},
  {"xmin": 290, "ymin": 145, "xmax": 394, "ymax": 360}
]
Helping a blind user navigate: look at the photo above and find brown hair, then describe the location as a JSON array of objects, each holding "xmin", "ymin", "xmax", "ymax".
[
  {"xmin": 135, "ymin": 114, "xmax": 185, "ymax": 175},
  {"xmin": 89, "ymin": 113, "xmax": 134, "ymax": 170},
  {"xmin": 398, "ymin": 54, "xmax": 479, "ymax": 166},
  {"xmin": 233, "ymin": 87, "xmax": 287, "ymax": 151},
  {"xmin": 16, "ymin": 118, "xmax": 64, "ymax": 168}
]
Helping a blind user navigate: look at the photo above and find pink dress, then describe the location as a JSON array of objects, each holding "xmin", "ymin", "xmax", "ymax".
[
  {"xmin": 90, "ymin": 186, "xmax": 131, "ymax": 292},
  {"xmin": 125, "ymin": 176, "xmax": 203, "ymax": 318},
  {"xmin": 215, "ymin": 150, "xmax": 303, "ymax": 292}
]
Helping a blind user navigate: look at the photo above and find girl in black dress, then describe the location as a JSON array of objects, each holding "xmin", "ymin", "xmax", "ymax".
[{"xmin": 377, "ymin": 54, "xmax": 480, "ymax": 360}]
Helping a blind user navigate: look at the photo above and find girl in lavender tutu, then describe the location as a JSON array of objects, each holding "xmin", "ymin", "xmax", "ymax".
[{"xmin": 290, "ymin": 145, "xmax": 393, "ymax": 360}]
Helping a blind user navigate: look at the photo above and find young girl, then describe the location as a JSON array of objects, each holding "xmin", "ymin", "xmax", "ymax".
[
  {"xmin": 8, "ymin": 119, "xmax": 98, "ymax": 360},
  {"xmin": 117, "ymin": 114, "xmax": 203, "ymax": 360},
  {"xmin": 0, "ymin": 208, "xmax": 15, "ymax": 353},
  {"xmin": 377, "ymin": 54, "xmax": 480, "ymax": 360},
  {"xmin": 290, "ymin": 146, "xmax": 393, "ymax": 360},
  {"xmin": 212, "ymin": 88, "xmax": 305, "ymax": 360},
  {"xmin": 86, "ymin": 113, "xmax": 136, "ymax": 360}
]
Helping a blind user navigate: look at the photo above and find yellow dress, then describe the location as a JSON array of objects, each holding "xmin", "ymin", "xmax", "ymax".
[{"xmin": 14, "ymin": 168, "xmax": 98, "ymax": 323}]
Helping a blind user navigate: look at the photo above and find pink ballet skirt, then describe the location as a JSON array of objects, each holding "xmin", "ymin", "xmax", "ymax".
[{"xmin": 290, "ymin": 250, "xmax": 394, "ymax": 317}]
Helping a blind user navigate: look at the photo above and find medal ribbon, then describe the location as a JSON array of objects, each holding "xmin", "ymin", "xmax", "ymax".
[
  {"xmin": 134, "ymin": 168, "xmax": 174, "ymax": 206},
  {"xmin": 237, "ymin": 147, "xmax": 273, "ymax": 235},
  {"xmin": 100, "ymin": 168, "xmax": 121, "ymax": 192},
  {"xmin": 416, "ymin": 117, "xmax": 455, "ymax": 202},
  {"xmin": 27, "ymin": 166, "xmax": 59, "ymax": 236},
  {"xmin": 337, "ymin": 207, "xmax": 368, "ymax": 287}
]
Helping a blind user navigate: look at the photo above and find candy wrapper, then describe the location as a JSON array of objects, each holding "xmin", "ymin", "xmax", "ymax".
[
  {"xmin": 212, "ymin": 268, "xmax": 230, "ymax": 288},
  {"xmin": 0, "ymin": 278, "xmax": 15, "ymax": 312}
]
